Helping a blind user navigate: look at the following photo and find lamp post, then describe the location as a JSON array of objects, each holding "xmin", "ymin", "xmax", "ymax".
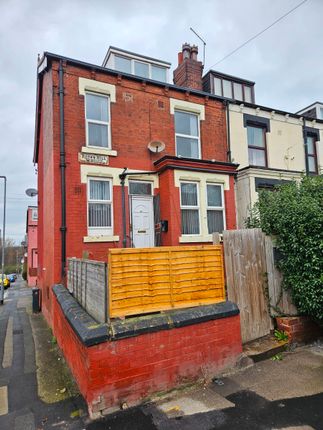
[{"xmin": 0, "ymin": 176, "xmax": 7, "ymax": 305}]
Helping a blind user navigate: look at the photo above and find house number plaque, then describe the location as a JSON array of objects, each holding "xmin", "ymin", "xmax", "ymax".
[{"xmin": 78, "ymin": 152, "xmax": 109, "ymax": 165}]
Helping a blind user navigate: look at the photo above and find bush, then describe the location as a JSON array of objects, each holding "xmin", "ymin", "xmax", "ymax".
[
  {"xmin": 247, "ymin": 175, "xmax": 323, "ymax": 324},
  {"xmin": 22, "ymin": 269, "xmax": 27, "ymax": 281},
  {"xmin": 4, "ymin": 265, "xmax": 17, "ymax": 275},
  {"xmin": 22, "ymin": 259, "xmax": 27, "ymax": 281}
]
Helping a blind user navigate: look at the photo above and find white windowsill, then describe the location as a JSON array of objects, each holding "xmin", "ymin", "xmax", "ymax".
[
  {"xmin": 82, "ymin": 146, "xmax": 118, "ymax": 156},
  {"xmin": 83, "ymin": 235, "xmax": 120, "ymax": 243},
  {"xmin": 179, "ymin": 235, "xmax": 212, "ymax": 243}
]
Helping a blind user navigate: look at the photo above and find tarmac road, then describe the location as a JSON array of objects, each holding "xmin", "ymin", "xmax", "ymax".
[{"xmin": 0, "ymin": 279, "xmax": 322, "ymax": 430}]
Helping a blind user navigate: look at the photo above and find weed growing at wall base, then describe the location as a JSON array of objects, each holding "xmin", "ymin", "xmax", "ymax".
[{"xmin": 247, "ymin": 175, "xmax": 323, "ymax": 324}]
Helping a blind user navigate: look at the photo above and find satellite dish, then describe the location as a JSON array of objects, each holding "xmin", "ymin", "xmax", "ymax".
[
  {"xmin": 25, "ymin": 188, "xmax": 38, "ymax": 197},
  {"xmin": 147, "ymin": 140, "xmax": 165, "ymax": 153}
]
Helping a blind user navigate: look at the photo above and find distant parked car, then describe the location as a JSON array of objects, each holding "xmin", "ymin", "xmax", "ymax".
[
  {"xmin": 0, "ymin": 276, "xmax": 10, "ymax": 289},
  {"xmin": 8, "ymin": 274, "xmax": 15, "ymax": 283}
]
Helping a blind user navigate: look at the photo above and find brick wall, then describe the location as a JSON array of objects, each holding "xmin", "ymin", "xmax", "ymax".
[
  {"xmin": 224, "ymin": 176, "xmax": 237, "ymax": 230},
  {"xmin": 36, "ymin": 58, "xmax": 237, "ymax": 320},
  {"xmin": 276, "ymin": 316, "xmax": 323, "ymax": 343},
  {"xmin": 52, "ymin": 291, "xmax": 242, "ymax": 417}
]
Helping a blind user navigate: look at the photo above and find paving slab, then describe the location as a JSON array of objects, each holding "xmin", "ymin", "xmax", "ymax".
[
  {"xmin": 2, "ymin": 316, "xmax": 13, "ymax": 368},
  {"xmin": 14, "ymin": 411, "xmax": 35, "ymax": 430},
  {"xmin": 157, "ymin": 387, "xmax": 234, "ymax": 418},
  {"xmin": 0, "ymin": 386, "xmax": 8, "ymax": 416},
  {"xmin": 229, "ymin": 349, "xmax": 323, "ymax": 401},
  {"xmin": 30, "ymin": 312, "xmax": 80, "ymax": 403}
]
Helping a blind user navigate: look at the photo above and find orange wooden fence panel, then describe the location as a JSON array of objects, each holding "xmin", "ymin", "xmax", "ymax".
[{"xmin": 108, "ymin": 245, "xmax": 225, "ymax": 318}]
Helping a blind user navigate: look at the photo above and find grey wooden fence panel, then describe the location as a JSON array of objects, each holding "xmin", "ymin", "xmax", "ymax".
[
  {"xmin": 67, "ymin": 258, "xmax": 108, "ymax": 323},
  {"xmin": 265, "ymin": 236, "xmax": 298, "ymax": 317},
  {"xmin": 223, "ymin": 228, "xmax": 272, "ymax": 343}
]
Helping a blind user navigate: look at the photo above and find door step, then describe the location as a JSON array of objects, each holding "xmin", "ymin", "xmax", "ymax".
[{"xmin": 243, "ymin": 334, "xmax": 288, "ymax": 363}]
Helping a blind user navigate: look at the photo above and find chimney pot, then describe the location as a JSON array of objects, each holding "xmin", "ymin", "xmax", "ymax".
[
  {"xmin": 190, "ymin": 45, "xmax": 198, "ymax": 61},
  {"xmin": 178, "ymin": 51, "xmax": 183, "ymax": 65},
  {"xmin": 182, "ymin": 43, "xmax": 191, "ymax": 60}
]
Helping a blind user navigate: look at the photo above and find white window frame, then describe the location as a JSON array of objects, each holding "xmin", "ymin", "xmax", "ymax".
[
  {"xmin": 134, "ymin": 59, "xmax": 150, "ymax": 79},
  {"xmin": 113, "ymin": 54, "xmax": 168, "ymax": 82},
  {"xmin": 175, "ymin": 110, "xmax": 201, "ymax": 159},
  {"xmin": 87, "ymin": 177, "xmax": 113, "ymax": 236},
  {"xmin": 206, "ymin": 183, "xmax": 226, "ymax": 234},
  {"xmin": 31, "ymin": 208, "xmax": 38, "ymax": 221},
  {"xmin": 180, "ymin": 181, "xmax": 201, "ymax": 236},
  {"xmin": 114, "ymin": 55, "xmax": 132, "ymax": 74},
  {"xmin": 85, "ymin": 92, "xmax": 111, "ymax": 149},
  {"xmin": 128, "ymin": 180, "xmax": 153, "ymax": 196}
]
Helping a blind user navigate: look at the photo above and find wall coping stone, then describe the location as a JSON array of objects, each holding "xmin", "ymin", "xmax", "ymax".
[{"xmin": 52, "ymin": 284, "xmax": 239, "ymax": 346}]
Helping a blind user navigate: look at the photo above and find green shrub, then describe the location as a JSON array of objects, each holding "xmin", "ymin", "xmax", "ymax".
[
  {"xmin": 22, "ymin": 269, "xmax": 27, "ymax": 281},
  {"xmin": 247, "ymin": 175, "xmax": 323, "ymax": 324},
  {"xmin": 4, "ymin": 265, "xmax": 18, "ymax": 275}
]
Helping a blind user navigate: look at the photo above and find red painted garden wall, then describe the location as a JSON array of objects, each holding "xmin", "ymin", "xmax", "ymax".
[{"xmin": 52, "ymin": 292, "xmax": 242, "ymax": 417}]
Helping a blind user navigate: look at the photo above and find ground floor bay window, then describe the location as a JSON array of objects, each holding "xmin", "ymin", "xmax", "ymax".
[
  {"xmin": 179, "ymin": 180, "xmax": 225, "ymax": 242},
  {"xmin": 180, "ymin": 182, "xmax": 200, "ymax": 235},
  {"xmin": 206, "ymin": 184, "xmax": 225, "ymax": 233}
]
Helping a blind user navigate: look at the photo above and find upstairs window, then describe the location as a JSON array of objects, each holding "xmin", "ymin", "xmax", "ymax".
[
  {"xmin": 223, "ymin": 79, "xmax": 233, "ymax": 98},
  {"xmin": 151, "ymin": 65, "xmax": 167, "ymax": 82},
  {"xmin": 247, "ymin": 125, "xmax": 267, "ymax": 167},
  {"xmin": 113, "ymin": 54, "xmax": 168, "ymax": 82},
  {"xmin": 244, "ymin": 86, "xmax": 252, "ymax": 103},
  {"xmin": 306, "ymin": 135, "xmax": 318, "ymax": 174},
  {"xmin": 180, "ymin": 182, "xmax": 200, "ymax": 235},
  {"xmin": 88, "ymin": 179, "xmax": 113, "ymax": 235},
  {"xmin": 114, "ymin": 55, "xmax": 131, "ymax": 74},
  {"xmin": 85, "ymin": 93, "xmax": 110, "ymax": 148},
  {"xmin": 175, "ymin": 110, "xmax": 200, "ymax": 159},
  {"xmin": 206, "ymin": 184, "xmax": 225, "ymax": 234},
  {"xmin": 134, "ymin": 61, "xmax": 149, "ymax": 78},
  {"xmin": 31, "ymin": 208, "xmax": 38, "ymax": 221},
  {"xmin": 213, "ymin": 76, "xmax": 254, "ymax": 103}
]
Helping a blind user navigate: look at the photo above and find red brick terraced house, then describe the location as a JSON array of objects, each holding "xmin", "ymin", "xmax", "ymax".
[{"xmin": 34, "ymin": 44, "xmax": 239, "ymax": 323}]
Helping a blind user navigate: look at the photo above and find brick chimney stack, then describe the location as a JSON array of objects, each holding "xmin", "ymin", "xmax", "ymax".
[{"xmin": 173, "ymin": 43, "xmax": 203, "ymax": 90}]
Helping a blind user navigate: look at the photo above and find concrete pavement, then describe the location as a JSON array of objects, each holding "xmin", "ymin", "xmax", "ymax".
[
  {"xmin": 0, "ymin": 279, "xmax": 86, "ymax": 429},
  {"xmin": 0, "ymin": 279, "xmax": 322, "ymax": 429}
]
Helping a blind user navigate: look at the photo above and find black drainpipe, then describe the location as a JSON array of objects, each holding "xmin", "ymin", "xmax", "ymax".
[
  {"xmin": 225, "ymin": 100, "xmax": 232, "ymax": 163},
  {"xmin": 302, "ymin": 117, "xmax": 309, "ymax": 175},
  {"xmin": 119, "ymin": 168, "xmax": 128, "ymax": 248},
  {"xmin": 119, "ymin": 168, "xmax": 157, "ymax": 248},
  {"xmin": 58, "ymin": 61, "xmax": 67, "ymax": 278}
]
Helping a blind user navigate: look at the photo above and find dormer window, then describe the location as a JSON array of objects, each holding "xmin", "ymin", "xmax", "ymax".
[
  {"xmin": 103, "ymin": 47, "xmax": 170, "ymax": 83},
  {"xmin": 206, "ymin": 71, "xmax": 255, "ymax": 103},
  {"xmin": 114, "ymin": 55, "xmax": 131, "ymax": 74},
  {"xmin": 214, "ymin": 77, "xmax": 253, "ymax": 102},
  {"xmin": 296, "ymin": 102, "xmax": 323, "ymax": 120},
  {"xmin": 134, "ymin": 61, "xmax": 149, "ymax": 79}
]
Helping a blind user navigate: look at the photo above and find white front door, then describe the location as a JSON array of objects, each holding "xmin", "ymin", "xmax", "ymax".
[{"xmin": 131, "ymin": 196, "xmax": 154, "ymax": 248}]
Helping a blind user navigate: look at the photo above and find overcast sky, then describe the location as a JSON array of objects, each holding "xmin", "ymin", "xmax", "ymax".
[{"xmin": 0, "ymin": 0, "xmax": 321, "ymax": 244}]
